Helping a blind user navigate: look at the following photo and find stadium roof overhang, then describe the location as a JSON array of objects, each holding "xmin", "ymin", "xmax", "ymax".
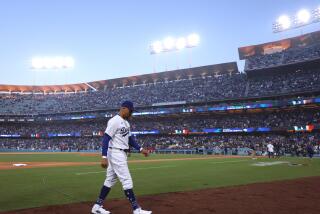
[
  {"xmin": 88, "ymin": 62, "xmax": 239, "ymax": 90},
  {"xmin": 0, "ymin": 83, "xmax": 90, "ymax": 94},
  {"xmin": 0, "ymin": 62, "xmax": 239, "ymax": 94}
]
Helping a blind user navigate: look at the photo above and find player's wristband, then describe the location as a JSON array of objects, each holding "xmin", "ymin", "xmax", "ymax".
[{"xmin": 102, "ymin": 156, "xmax": 108, "ymax": 159}]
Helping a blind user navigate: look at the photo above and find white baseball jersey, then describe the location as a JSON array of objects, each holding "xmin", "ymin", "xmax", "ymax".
[
  {"xmin": 105, "ymin": 115, "xmax": 131, "ymax": 150},
  {"xmin": 267, "ymin": 143, "xmax": 274, "ymax": 152}
]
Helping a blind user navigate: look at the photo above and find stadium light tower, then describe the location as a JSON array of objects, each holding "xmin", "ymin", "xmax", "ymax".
[
  {"xmin": 150, "ymin": 33, "xmax": 200, "ymax": 54},
  {"xmin": 31, "ymin": 56, "xmax": 75, "ymax": 69},
  {"xmin": 273, "ymin": 7, "xmax": 320, "ymax": 33}
]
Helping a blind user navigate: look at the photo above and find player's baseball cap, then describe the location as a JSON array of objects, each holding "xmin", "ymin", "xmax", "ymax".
[{"xmin": 121, "ymin": 100, "xmax": 136, "ymax": 112}]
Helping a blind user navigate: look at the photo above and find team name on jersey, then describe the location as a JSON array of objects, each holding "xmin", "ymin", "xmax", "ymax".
[{"xmin": 118, "ymin": 127, "xmax": 130, "ymax": 137}]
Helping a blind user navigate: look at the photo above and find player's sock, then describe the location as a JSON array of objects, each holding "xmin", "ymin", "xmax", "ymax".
[
  {"xmin": 95, "ymin": 185, "xmax": 111, "ymax": 205},
  {"xmin": 124, "ymin": 189, "xmax": 139, "ymax": 210}
]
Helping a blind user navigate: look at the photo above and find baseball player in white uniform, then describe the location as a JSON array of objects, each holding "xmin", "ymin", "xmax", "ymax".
[
  {"xmin": 267, "ymin": 143, "xmax": 274, "ymax": 158},
  {"xmin": 91, "ymin": 101, "xmax": 152, "ymax": 214}
]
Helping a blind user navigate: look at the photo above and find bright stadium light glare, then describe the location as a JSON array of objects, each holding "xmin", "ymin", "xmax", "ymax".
[
  {"xmin": 175, "ymin": 37, "xmax": 187, "ymax": 50},
  {"xmin": 150, "ymin": 33, "xmax": 199, "ymax": 54},
  {"xmin": 54, "ymin": 57, "xmax": 64, "ymax": 69},
  {"xmin": 297, "ymin": 9, "xmax": 311, "ymax": 23},
  {"xmin": 31, "ymin": 57, "xmax": 43, "ymax": 69},
  {"xmin": 277, "ymin": 15, "xmax": 291, "ymax": 29},
  {"xmin": 31, "ymin": 56, "xmax": 75, "ymax": 69},
  {"xmin": 273, "ymin": 7, "xmax": 320, "ymax": 33},
  {"xmin": 64, "ymin": 57, "xmax": 75, "ymax": 68},
  {"xmin": 163, "ymin": 37, "xmax": 175, "ymax": 50},
  {"xmin": 187, "ymin": 33, "xmax": 200, "ymax": 47},
  {"xmin": 43, "ymin": 57, "xmax": 52, "ymax": 69},
  {"xmin": 151, "ymin": 41, "xmax": 163, "ymax": 53}
]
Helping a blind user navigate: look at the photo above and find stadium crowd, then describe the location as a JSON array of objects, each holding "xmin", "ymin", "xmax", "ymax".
[
  {"xmin": 0, "ymin": 138, "xmax": 99, "ymax": 151},
  {"xmin": 248, "ymin": 69, "xmax": 320, "ymax": 97},
  {"xmin": 0, "ymin": 74, "xmax": 247, "ymax": 114},
  {"xmin": 138, "ymin": 133, "xmax": 320, "ymax": 156},
  {"xmin": 0, "ymin": 110, "xmax": 319, "ymax": 135},
  {"xmin": 1, "ymin": 133, "xmax": 319, "ymax": 157},
  {"xmin": 0, "ymin": 108, "xmax": 319, "ymax": 157},
  {"xmin": 131, "ymin": 110, "xmax": 320, "ymax": 131},
  {"xmin": 246, "ymin": 42, "xmax": 320, "ymax": 70},
  {"xmin": 0, "ymin": 68, "xmax": 320, "ymax": 114}
]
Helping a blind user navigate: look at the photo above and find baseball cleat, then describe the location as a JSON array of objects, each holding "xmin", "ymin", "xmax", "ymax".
[
  {"xmin": 133, "ymin": 207, "xmax": 152, "ymax": 214},
  {"xmin": 91, "ymin": 204, "xmax": 111, "ymax": 214}
]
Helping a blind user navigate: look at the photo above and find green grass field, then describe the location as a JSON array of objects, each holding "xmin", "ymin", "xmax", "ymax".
[{"xmin": 0, "ymin": 153, "xmax": 319, "ymax": 212}]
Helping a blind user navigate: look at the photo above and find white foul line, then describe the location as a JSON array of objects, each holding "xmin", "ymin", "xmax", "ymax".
[
  {"xmin": 209, "ymin": 160, "xmax": 251, "ymax": 164},
  {"xmin": 75, "ymin": 160, "xmax": 251, "ymax": 175},
  {"xmin": 75, "ymin": 165, "xmax": 176, "ymax": 176},
  {"xmin": 76, "ymin": 171, "xmax": 106, "ymax": 175}
]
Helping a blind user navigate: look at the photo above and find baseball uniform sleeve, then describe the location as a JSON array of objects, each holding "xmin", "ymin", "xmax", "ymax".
[
  {"xmin": 102, "ymin": 134, "xmax": 112, "ymax": 157},
  {"xmin": 105, "ymin": 118, "xmax": 117, "ymax": 138},
  {"xmin": 129, "ymin": 136, "xmax": 142, "ymax": 151}
]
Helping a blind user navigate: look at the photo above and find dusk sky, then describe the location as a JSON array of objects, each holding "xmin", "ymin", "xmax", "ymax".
[{"xmin": 1, "ymin": 0, "xmax": 320, "ymax": 85}]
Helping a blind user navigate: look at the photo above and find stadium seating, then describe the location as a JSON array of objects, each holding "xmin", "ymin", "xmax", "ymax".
[
  {"xmin": 1, "ymin": 133, "xmax": 319, "ymax": 156},
  {"xmin": 245, "ymin": 42, "xmax": 320, "ymax": 70},
  {"xmin": 0, "ymin": 109, "xmax": 319, "ymax": 154},
  {"xmin": 0, "ymin": 68, "xmax": 320, "ymax": 114}
]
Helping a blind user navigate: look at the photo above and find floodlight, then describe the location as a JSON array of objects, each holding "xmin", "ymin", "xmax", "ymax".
[
  {"xmin": 54, "ymin": 57, "xmax": 64, "ymax": 68},
  {"xmin": 31, "ymin": 56, "xmax": 75, "ymax": 69},
  {"xmin": 150, "ymin": 33, "xmax": 199, "ymax": 54},
  {"xmin": 175, "ymin": 37, "xmax": 187, "ymax": 50},
  {"xmin": 163, "ymin": 37, "xmax": 175, "ymax": 50},
  {"xmin": 273, "ymin": 7, "xmax": 320, "ymax": 33},
  {"xmin": 42, "ymin": 57, "xmax": 52, "ymax": 69},
  {"xmin": 31, "ymin": 57, "xmax": 43, "ymax": 69},
  {"xmin": 297, "ymin": 9, "xmax": 311, "ymax": 23},
  {"xmin": 277, "ymin": 15, "xmax": 291, "ymax": 29},
  {"xmin": 187, "ymin": 33, "xmax": 200, "ymax": 47},
  {"xmin": 151, "ymin": 41, "xmax": 163, "ymax": 53},
  {"xmin": 64, "ymin": 57, "xmax": 75, "ymax": 68}
]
